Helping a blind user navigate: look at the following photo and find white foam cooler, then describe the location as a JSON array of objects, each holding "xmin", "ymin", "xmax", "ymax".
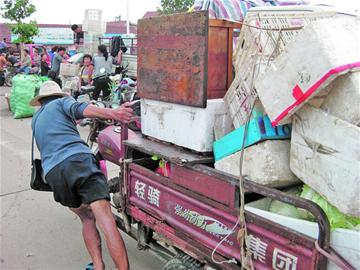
[
  {"xmin": 141, "ymin": 99, "xmax": 228, "ymax": 152},
  {"xmin": 290, "ymin": 104, "xmax": 360, "ymax": 218},
  {"xmin": 320, "ymin": 71, "xmax": 360, "ymax": 126},
  {"xmin": 215, "ymin": 140, "xmax": 299, "ymax": 188},
  {"xmin": 256, "ymin": 17, "xmax": 360, "ymax": 126}
]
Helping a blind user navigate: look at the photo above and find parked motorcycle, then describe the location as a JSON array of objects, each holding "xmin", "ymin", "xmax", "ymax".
[
  {"xmin": 3, "ymin": 64, "xmax": 40, "ymax": 87},
  {"xmin": 4, "ymin": 65, "xmax": 17, "ymax": 87}
]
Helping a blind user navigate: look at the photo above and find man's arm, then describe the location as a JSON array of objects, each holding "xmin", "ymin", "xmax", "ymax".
[{"xmin": 83, "ymin": 103, "xmax": 133, "ymax": 123}]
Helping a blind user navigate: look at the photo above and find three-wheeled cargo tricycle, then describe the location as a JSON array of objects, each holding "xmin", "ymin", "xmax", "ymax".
[{"xmin": 90, "ymin": 121, "xmax": 354, "ymax": 270}]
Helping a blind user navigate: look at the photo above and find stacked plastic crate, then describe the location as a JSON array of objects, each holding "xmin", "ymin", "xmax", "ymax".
[{"xmin": 82, "ymin": 9, "xmax": 105, "ymax": 54}]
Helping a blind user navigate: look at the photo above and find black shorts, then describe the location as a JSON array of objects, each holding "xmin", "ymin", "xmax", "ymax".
[{"xmin": 45, "ymin": 153, "xmax": 110, "ymax": 208}]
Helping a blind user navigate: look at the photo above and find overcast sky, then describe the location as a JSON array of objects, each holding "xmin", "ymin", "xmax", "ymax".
[
  {"xmin": 0, "ymin": 0, "xmax": 161, "ymax": 24},
  {"xmin": 0, "ymin": 0, "xmax": 358, "ymax": 24}
]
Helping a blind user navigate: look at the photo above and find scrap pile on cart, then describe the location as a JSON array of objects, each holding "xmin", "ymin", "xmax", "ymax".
[{"xmin": 108, "ymin": 6, "xmax": 359, "ymax": 270}]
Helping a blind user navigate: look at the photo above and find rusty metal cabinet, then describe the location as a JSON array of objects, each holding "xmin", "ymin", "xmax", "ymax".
[{"xmin": 137, "ymin": 11, "xmax": 241, "ymax": 108}]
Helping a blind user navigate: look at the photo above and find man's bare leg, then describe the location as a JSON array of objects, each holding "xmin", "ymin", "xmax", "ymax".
[
  {"xmin": 90, "ymin": 199, "xmax": 129, "ymax": 270},
  {"xmin": 70, "ymin": 204, "xmax": 105, "ymax": 270}
]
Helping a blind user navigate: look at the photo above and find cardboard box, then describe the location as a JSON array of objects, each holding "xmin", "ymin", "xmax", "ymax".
[
  {"xmin": 256, "ymin": 17, "xmax": 360, "ymax": 126},
  {"xmin": 141, "ymin": 98, "xmax": 227, "ymax": 152},
  {"xmin": 59, "ymin": 63, "xmax": 80, "ymax": 77},
  {"xmin": 213, "ymin": 115, "xmax": 291, "ymax": 161},
  {"xmin": 290, "ymin": 104, "xmax": 360, "ymax": 217},
  {"xmin": 215, "ymin": 140, "xmax": 299, "ymax": 187}
]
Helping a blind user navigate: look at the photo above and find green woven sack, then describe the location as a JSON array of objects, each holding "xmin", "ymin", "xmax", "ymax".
[{"xmin": 10, "ymin": 75, "xmax": 48, "ymax": 119}]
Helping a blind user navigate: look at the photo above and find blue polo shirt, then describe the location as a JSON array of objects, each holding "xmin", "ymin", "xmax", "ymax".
[{"xmin": 31, "ymin": 96, "xmax": 92, "ymax": 176}]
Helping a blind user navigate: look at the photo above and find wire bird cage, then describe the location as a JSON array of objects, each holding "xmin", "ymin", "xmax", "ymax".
[{"xmin": 225, "ymin": 7, "xmax": 336, "ymax": 128}]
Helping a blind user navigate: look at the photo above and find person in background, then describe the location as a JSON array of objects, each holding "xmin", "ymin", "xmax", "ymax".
[
  {"xmin": 18, "ymin": 49, "xmax": 32, "ymax": 74},
  {"xmin": 80, "ymin": 54, "xmax": 94, "ymax": 86},
  {"xmin": 92, "ymin": 45, "xmax": 113, "ymax": 100},
  {"xmin": 0, "ymin": 53, "xmax": 7, "ymax": 72},
  {"xmin": 11, "ymin": 43, "xmax": 21, "ymax": 60},
  {"xmin": 33, "ymin": 48, "xmax": 41, "ymax": 68},
  {"xmin": 0, "ymin": 38, "xmax": 7, "ymax": 53},
  {"xmin": 6, "ymin": 51, "xmax": 18, "ymax": 66},
  {"xmin": 49, "ymin": 46, "xmax": 58, "ymax": 63},
  {"xmin": 40, "ymin": 53, "xmax": 50, "ymax": 76},
  {"xmin": 71, "ymin": 24, "xmax": 84, "ymax": 49},
  {"xmin": 49, "ymin": 47, "xmax": 67, "ymax": 87},
  {"xmin": 73, "ymin": 54, "xmax": 94, "ymax": 100}
]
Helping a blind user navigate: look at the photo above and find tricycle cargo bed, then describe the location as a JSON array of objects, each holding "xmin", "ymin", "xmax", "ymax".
[{"xmin": 123, "ymin": 136, "xmax": 334, "ymax": 270}]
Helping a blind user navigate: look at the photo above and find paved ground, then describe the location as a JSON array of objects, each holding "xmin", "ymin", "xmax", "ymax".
[{"xmin": 0, "ymin": 86, "xmax": 165, "ymax": 270}]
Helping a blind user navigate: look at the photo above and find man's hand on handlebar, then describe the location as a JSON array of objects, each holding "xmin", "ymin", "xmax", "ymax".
[
  {"xmin": 83, "ymin": 102, "xmax": 134, "ymax": 123},
  {"xmin": 113, "ymin": 103, "xmax": 133, "ymax": 123}
]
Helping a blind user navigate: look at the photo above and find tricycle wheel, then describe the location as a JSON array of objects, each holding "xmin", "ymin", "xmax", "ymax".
[
  {"xmin": 107, "ymin": 176, "xmax": 120, "ymax": 193},
  {"xmin": 162, "ymin": 254, "xmax": 203, "ymax": 270}
]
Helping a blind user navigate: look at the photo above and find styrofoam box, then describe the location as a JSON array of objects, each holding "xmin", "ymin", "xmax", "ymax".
[
  {"xmin": 290, "ymin": 104, "xmax": 360, "ymax": 217},
  {"xmin": 61, "ymin": 76, "xmax": 79, "ymax": 93},
  {"xmin": 245, "ymin": 199, "xmax": 360, "ymax": 270},
  {"xmin": 215, "ymin": 140, "xmax": 299, "ymax": 187},
  {"xmin": 59, "ymin": 63, "xmax": 80, "ymax": 77},
  {"xmin": 141, "ymin": 99, "xmax": 228, "ymax": 152},
  {"xmin": 256, "ymin": 16, "xmax": 360, "ymax": 126},
  {"xmin": 321, "ymin": 71, "xmax": 360, "ymax": 126}
]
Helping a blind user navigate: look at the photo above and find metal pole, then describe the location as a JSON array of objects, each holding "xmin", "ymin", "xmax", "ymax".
[{"xmin": 126, "ymin": 0, "xmax": 130, "ymax": 34}]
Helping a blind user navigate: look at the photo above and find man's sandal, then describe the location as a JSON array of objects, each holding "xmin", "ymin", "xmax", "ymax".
[{"xmin": 85, "ymin": 262, "xmax": 94, "ymax": 270}]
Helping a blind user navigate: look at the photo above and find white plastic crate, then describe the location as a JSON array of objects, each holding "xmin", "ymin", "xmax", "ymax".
[
  {"xmin": 82, "ymin": 20, "xmax": 106, "ymax": 34},
  {"xmin": 83, "ymin": 33, "xmax": 102, "ymax": 54},
  {"xmin": 225, "ymin": 6, "xmax": 336, "ymax": 128},
  {"xmin": 84, "ymin": 9, "xmax": 102, "ymax": 21},
  {"xmin": 84, "ymin": 33, "xmax": 102, "ymax": 44},
  {"xmin": 83, "ymin": 44, "xmax": 98, "ymax": 55}
]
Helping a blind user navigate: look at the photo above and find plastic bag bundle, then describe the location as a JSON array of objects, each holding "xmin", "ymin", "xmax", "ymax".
[{"xmin": 10, "ymin": 75, "xmax": 48, "ymax": 119}]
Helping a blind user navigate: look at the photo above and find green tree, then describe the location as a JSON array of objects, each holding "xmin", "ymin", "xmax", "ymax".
[
  {"xmin": 157, "ymin": 0, "xmax": 194, "ymax": 15},
  {"xmin": 1, "ymin": 0, "xmax": 39, "ymax": 44}
]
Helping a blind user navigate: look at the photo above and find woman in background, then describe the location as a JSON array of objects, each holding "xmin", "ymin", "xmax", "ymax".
[
  {"xmin": 92, "ymin": 45, "xmax": 113, "ymax": 100},
  {"xmin": 73, "ymin": 54, "xmax": 94, "ymax": 100},
  {"xmin": 80, "ymin": 54, "xmax": 94, "ymax": 87}
]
